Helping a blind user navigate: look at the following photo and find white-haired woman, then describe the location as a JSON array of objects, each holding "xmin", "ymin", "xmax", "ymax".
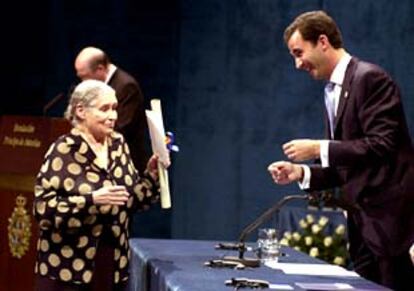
[{"xmin": 33, "ymin": 79, "xmax": 167, "ymax": 291}]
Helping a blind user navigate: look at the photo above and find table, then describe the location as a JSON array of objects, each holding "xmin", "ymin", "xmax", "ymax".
[{"xmin": 128, "ymin": 239, "xmax": 388, "ymax": 291}]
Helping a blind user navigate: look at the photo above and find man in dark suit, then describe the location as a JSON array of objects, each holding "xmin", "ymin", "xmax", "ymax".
[
  {"xmin": 268, "ymin": 11, "xmax": 414, "ymax": 289},
  {"xmin": 74, "ymin": 47, "xmax": 148, "ymax": 173}
]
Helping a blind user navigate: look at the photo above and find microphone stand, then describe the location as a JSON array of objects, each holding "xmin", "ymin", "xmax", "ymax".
[
  {"xmin": 43, "ymin": 93, "xmax": 65, "ymax": 116},
  {"xmin": 222, "ymin": 194, "xmax": 312, "ymax": 267}
]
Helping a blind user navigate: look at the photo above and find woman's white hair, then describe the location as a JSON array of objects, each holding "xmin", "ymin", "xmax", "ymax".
[{"xmin": 64, "ymin": 79, "xmax": 115, "ymax": 126}]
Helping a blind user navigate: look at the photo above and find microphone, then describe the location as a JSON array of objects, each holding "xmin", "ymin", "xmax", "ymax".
[
  {"xmin": 43, "ymin": 83, "xmax": 76, "ymax": 116},
  {"xmin": 219, "ymin": 193, "xmax": 315, "ymax": 267},
  {"xmin": 43, "ymin": 92, "xmax": 65, "ymax": 116}
]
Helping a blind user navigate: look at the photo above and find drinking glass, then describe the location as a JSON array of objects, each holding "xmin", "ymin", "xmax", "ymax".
[{"xmin": 257, "ymin": 228, "xmax": 280, "ymax": 263}]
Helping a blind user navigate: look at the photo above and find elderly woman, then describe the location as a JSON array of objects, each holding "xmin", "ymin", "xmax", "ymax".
[{"xmin": 33, "ymin": 80, "xmax": 166, "ymax": 291}]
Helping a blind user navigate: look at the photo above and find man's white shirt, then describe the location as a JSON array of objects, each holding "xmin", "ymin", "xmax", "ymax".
[{"xmin": 298, "ymin": 53, "xmax": 352, "ymax": 189}]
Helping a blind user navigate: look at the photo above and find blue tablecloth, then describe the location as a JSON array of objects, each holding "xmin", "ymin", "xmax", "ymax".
[{"xmin": 128, "ymin": 238, "xmax": 388, "ymax": 291}]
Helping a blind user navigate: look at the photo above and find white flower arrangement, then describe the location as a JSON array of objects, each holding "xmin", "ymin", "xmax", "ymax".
[{"xmin": 280, "ymin": 214, "xmax": 349, "ymax": 266}]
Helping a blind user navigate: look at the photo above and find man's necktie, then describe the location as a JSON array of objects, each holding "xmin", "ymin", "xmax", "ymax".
[{"xmin": 324, "ymin": 82, "xmax": 336, "ymax": 138}]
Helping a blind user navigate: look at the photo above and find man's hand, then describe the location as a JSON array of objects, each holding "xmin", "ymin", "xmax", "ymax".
[
  {"xmin": 267, "ymin": 161, "xmax": 303, "ymax": 185},
  {"xmin": 283, "ymin": 139, "xmax": 321, "ymax": 162}
]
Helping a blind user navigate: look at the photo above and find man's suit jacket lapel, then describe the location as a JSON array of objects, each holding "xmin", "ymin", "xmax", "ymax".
[{"xmin": 333, "ymin": 57, "xmax": 358, "ymax": 137}]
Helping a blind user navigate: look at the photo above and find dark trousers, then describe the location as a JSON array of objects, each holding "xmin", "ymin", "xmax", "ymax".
[
  {"xmin": 348, "ymin": 214, "xmax": 414, "ymax": 290},
  {"xmin": 35, "ymin": 276, "xmax": 126, "ymax": 291}
]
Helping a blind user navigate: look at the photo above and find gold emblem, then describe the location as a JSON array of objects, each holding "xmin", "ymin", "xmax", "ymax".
[{"xmin": 8, "ymin": 195, "xmax": 32, "ymax": 258}]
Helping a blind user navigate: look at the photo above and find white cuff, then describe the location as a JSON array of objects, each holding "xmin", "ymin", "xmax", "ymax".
[
  {"xmin": 409, "ymin": 243, "xmax": 414, "ymax": 265},
  {"xmin": 298, "ymin": 165, "xmax": 311, "ymax": 190},
  {"xmin": 320, "ymin": 140, "xmax": 330, "ymax": 168}
]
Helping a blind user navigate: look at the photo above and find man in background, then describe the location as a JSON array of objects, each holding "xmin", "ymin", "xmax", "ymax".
[
  {"xmin": 268, "ymin": 10, "xmax": 414, "ymax": 290},
  {"xmin": 75, "ymin": 46, "xmax": 148, "ymax": 173}
]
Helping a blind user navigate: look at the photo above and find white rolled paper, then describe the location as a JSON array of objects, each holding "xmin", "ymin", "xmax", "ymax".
[{"xmin": 145, "ymin": 99, "xmax": 171, "ymax": 209}]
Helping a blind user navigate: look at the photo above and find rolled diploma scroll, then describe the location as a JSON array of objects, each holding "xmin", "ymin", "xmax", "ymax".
[{"xmin": 145, "ymin": 99, "xmax": 171, "ymax": 208}]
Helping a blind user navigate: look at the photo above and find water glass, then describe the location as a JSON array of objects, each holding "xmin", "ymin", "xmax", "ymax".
[{"xmin": 257, "ymin": 228, "xmax": 280, "ymax": 263}]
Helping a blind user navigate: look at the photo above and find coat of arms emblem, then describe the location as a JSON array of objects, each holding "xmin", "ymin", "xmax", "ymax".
[{"xmin": 8, "ymin": 195, "xmax": 31, "ymax": 258}]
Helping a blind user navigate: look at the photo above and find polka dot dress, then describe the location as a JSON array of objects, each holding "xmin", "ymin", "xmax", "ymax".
[{"xmin": 33, "ymin": 128, "xmax": 159, "ymax": 285}]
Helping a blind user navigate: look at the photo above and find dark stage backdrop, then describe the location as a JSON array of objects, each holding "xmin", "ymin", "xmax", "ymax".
[{"xmin": 2, "ymin": 0, "xmax": 413, "ymax": 241}]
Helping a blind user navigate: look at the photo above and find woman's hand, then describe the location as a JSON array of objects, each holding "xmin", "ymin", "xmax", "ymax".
[
  {"xmin": 146, "ymin": 155, "xmax": 171, "ymax": 181},
  {"xmin": 92, "ymin": 185, "xmax": 130, "ymax": 205}
]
